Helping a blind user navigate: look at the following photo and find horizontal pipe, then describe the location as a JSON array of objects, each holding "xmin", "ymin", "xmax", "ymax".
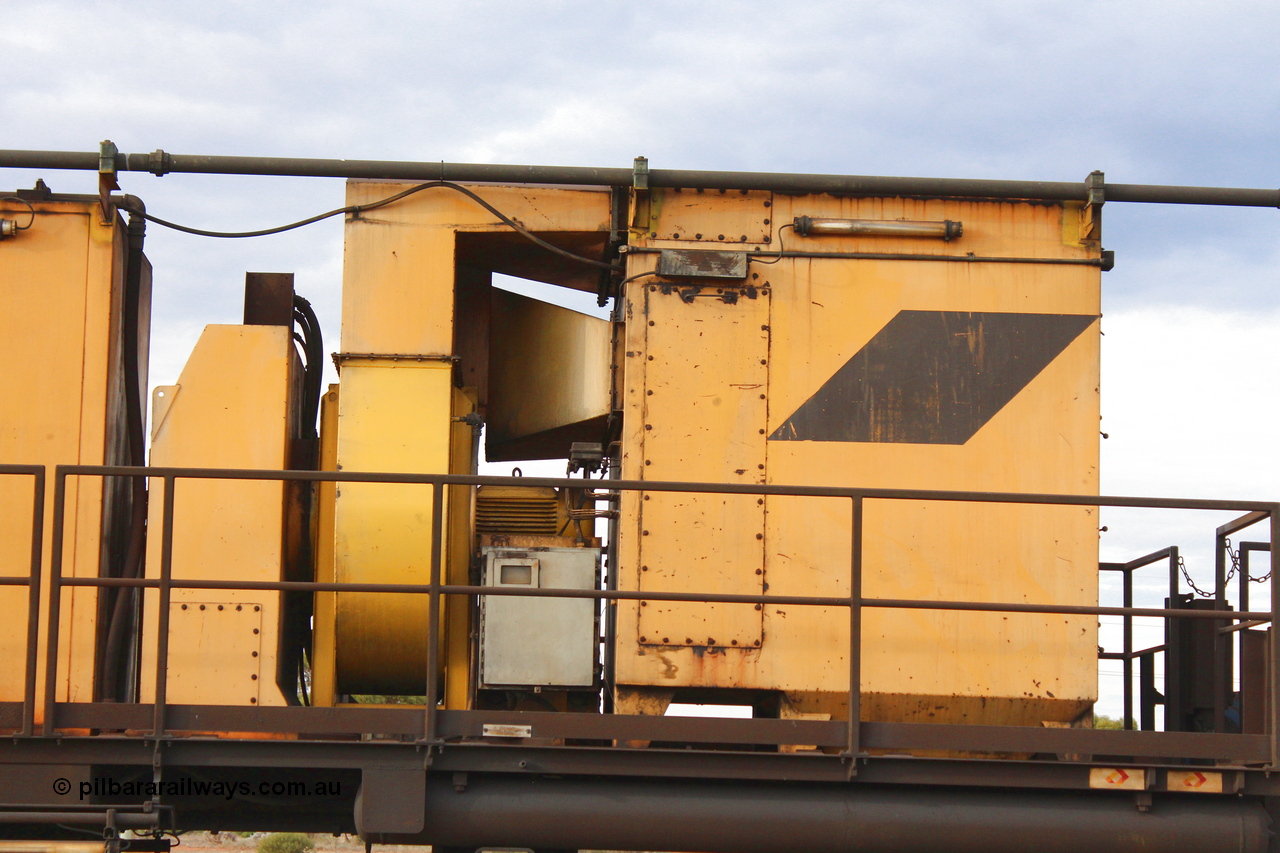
[
  {"xmin": 2, "ymin": 148, "xmax": 1278, "ymax": 207},
  {"xmin": 368, "ymin": 774, "xmax": 1273, "ymax": 853},
  {"xmin": 0, "ymin": 812, "xmax": 157, "ymax": 827}
]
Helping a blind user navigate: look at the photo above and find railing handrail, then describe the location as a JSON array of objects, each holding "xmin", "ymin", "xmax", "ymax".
[
  {"xmin": 48, "ymin": 463, "xmax": 1278, "ymax": 512},
  {"xmin": 8, "ymin": 462, "xmax": 1277, "ymax": 769}
]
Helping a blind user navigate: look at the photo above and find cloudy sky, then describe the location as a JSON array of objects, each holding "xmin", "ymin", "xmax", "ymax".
[{"xmin": 5, "ymin": 0, "xmax": 1278, "ymax": 715}]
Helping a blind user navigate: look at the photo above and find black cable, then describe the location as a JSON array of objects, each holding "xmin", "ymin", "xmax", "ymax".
[
  {"xmin": 123, "ymin": 182, "xmax": 620, "ymax": 272},
  {"xmin": 748, "ymin": 222, "xmax": 793, "ymax": 264},
  {"xmin": 620, "ymin": 269, "xmax": 659, "ymax": 286},
  {"xmin": 292, "ymin": 295, "xmax": 324, "ymax": 441},
  {"xmin": 1, "ymin": 196, "xmax": 36, "ymax": 229}
]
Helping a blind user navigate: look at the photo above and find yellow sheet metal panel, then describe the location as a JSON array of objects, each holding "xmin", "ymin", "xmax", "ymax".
[
  {"xmin": 341, "ymin": 182, "xmax": 611, "ymax": 356},
  {"xmin": 334, "ymin": 182, "xmax": 611, "ymax": 696},
  {"xmin": 332, "ymin": 360, "xmax": 453, "ymax": 695},
  {"xmin": 445, "ymin": 386, "xmax": 478, "ymax": 709},
  {"xmin": 0, "ymin": 198, "xmax": 129, "ymax": 713},
  {"xmin": 310, "ymin": 384, "xmax": 340, "ymax": 707},
  {"xmin": 636, "ymin": 283, "xmax": 769, "ymax": 649},
  {"xmin": 487, "ymin": 288, "xmax": 610, "ymax": 452},
  {"xmin": 139, "ymin": 324, "xmax": 294, "ymax": 706},
  {"xmin": 641, "ymin": 188, "xmax": 774, "ymax": 244},
  {"xmin": 616, "ymin": 195, "xmax": 1099, "ymax": 727}
]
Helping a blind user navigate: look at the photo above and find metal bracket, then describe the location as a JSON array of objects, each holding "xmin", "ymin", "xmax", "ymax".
[
  {"xmin": 103, "ymin": 808, "xmax": 121, "ymax": 853},
  {"xmin": 98, "ymin": 140, "xmax": 120, "ymax": 224},
  {"xmin": 1081, "ymin": 170, "xmax": 1104, "ymax": 244},
  {"xmin": 147, "ymin": 742, "xmax": 164, "ymax": 817},
  {"xmin": 633, "ymin": 156, "xmax": 649, "ymax": 190},
  {"xmin": 355, "ymin": 767, "xmax": 427, "ymax": 835}
]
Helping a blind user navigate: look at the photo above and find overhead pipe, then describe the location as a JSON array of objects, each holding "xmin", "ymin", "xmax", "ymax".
[
  {"xmin": 364, "ymin": 773, "xmax": 1274, "ymax": 853},
  {"xmin": 1, "ymin": 147, "xmax": 1278, "ymax": 207}
]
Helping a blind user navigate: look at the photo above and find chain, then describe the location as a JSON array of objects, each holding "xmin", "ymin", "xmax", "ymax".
[
  {"xmin": 1178, "ymin": 538, "xmax": 1271, "ymax": 599},
  {"xmin": 1178, "ymin": 555, "xmax": 1218, "ymax": 598},
  {"xmin": 1224, "ymin": 538, "xmax": 1241, "ymax": 587}
]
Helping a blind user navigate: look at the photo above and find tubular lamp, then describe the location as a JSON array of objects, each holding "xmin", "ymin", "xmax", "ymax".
[{"xmin": 793, "ymin": 216, "xmax": 962, "ymax": 241}]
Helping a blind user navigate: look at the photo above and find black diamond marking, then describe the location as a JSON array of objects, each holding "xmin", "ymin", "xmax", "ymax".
[{"xmin": 770, "ymin": 310, "xmax": 1096, "ymax": 445}]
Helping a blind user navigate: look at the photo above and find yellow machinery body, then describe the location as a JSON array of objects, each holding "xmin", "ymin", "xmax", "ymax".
[
  {"xmin": 139, "ymin": 324, "xmax": 298, "ymax": 707},
  {"xmin": 312, "ymin": 182, "xmax": 613, "ymax": 704},
  {"xmin": 614, "ymin": 191, "xmax": 1101, "ymax": 727},
  {"xmin": 9, "ymin": 157, "xmax": 1280, "ymax": 853},
  {"xmin": 0, "ymin": 181, "xmax": 1099, "ymax": 731},
  {"xmin": 0, "ymin": 195, "xmax": 147, "ymax": 719}
]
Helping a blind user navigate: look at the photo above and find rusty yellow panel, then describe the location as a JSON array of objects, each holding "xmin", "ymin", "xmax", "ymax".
[
  {"xmin": 636, "ymin": 282, "xmax": 769, "ymax": 651},
  {"xmin": 487, "ymin": 289, "xmax": 611, "ymax": 457},
  {"xmin": 774, "ymin": 195, "xmax": 1096, "ymax": 261},
  {"xmin": 161, "ymin": 602, "xmax": 263, "ymax": 705},
  {"xmin": 310, "ymin": 384, "xmax": 340, "ymax": 707},
  {"xmin": 334, "ymin": 182, "xmax": 611, "ymax": 696},
  {"xmin": 0, "ymin": 198, "xmax": 131, "ymax": 715},
  {"xmin": 617, "ymin": 195, "xmax": 1099, "ymax": 727},
  {"xmin": 642, "ymin": 188, "xmax": 774, "ymax": 245},
  {"xmin": 140, "ymin": 324, "xmax": 294, "ymax": 706},
  {"xmin": 341, "ymin": 182, "xmax": 612, "ymax": 355},
  {"xmin": 332, "ymin": 360, "xmax": 453, "ymax": 696}
]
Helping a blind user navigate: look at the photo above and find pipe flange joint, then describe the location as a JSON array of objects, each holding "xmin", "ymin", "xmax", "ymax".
[{"xmin": 148, "ymin": 149, "xmax": 172, "ymax": 177}]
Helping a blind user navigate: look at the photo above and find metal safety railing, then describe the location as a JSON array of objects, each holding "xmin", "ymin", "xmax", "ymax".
[
  {"xmin": 0, "ymin": 465, "xmax": 44, "ymax": 737},
  {"xmin": 3, "ymin": 464, "xmax": 1278, "ymax": 769}
]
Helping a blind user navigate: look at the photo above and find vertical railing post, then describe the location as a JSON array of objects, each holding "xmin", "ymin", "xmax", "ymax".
[
  {"xmin": 152, "ymin": 475, "xmax": 176, "ymax": 738},
  {"xmin": 1269, "ymin": 506, "xmax": 1280, "ymax": 769},
  {"xmin": 41, "ymin": 469, "xmax": 68, "ymax": 737},
  {"xmin": 423, "ymin": 480, "xmax": 444, "ymax": 747},
  {"xmin": 1214, "ymin": 531, "xmax": 1228, "ymax": 731},
  {"xmin": 1123, "ymin": 566, "xmax": 1134, "ymax": 730},
  {"xmin": 1241, "ymin": 545, "xmax": 1251, "ymax": 615},
  {"xmin": 22, "ymin": 468, "xmax": 45, "ymax": 737},
  {"xmin": 1166, "ymin": 547, "xmax": 1181, "ymax": 731},
  {"xmin": 846, "ymin": 494, "xmax": 864, "ymax": 767}
]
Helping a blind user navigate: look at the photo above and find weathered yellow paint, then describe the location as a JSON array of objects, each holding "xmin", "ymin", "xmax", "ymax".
[
  {"xmin": 445, "ymin": 387, "xmax": 478, "ymax": 709},
  {"xmin": 642, "ymin": 188, "xmax": 774, "ymax": 244},
  {"xmin": 636, "ymin": 283, "xmax": 768, "ymax": 649},
  {"xmin": 487, "ymin": 289, "xmax": 611, "ymax": 451},
  {"xmin": 0, "ymin": 198, "xmax": 135, "ymax": 719},
  {"xmin": 332, "ymin": 360, "xmax": 453, "ymax": 695},
  {"xmin": 309, "ymin": 384, "xmax": 340, "ymax": 707},
  {"xmin": 139, "ymin": 324, "xmax": 295, "ymax": 706},
  {"xmin": 616, "ymin": 195, "xmax": 1100, "ymax": 727},
  {"xmin": 341, "ymin": 182, "xmax": 612, "ymax": 356},
  {"xmin": 334, "ymin": 182, "xmax": 612, "ymax": 697}
]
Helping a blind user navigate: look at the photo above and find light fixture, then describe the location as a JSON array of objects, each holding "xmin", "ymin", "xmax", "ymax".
[{"xmin": 793, "ymin": 216, "xmax": 962, "ymax": 241}]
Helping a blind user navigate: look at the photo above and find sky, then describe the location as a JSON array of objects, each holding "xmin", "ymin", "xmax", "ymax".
[{"xmin": 4, "ymin": 0, "xmax": 1279, "ymax": 718}]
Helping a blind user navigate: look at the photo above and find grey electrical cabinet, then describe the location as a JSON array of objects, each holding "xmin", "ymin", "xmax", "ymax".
[{"xmin": 479, "ymin": 546, "xmax": 600, "ymax": 688}]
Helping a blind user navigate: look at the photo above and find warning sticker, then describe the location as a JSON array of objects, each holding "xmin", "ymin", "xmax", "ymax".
[
  {"xmin": 1088, "ymin": 767, "xmax": 1146, "ymax": 791},
  {"xmin": 1166, "ymin": 771, "xmax": 1224, "ymax": 794}
]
